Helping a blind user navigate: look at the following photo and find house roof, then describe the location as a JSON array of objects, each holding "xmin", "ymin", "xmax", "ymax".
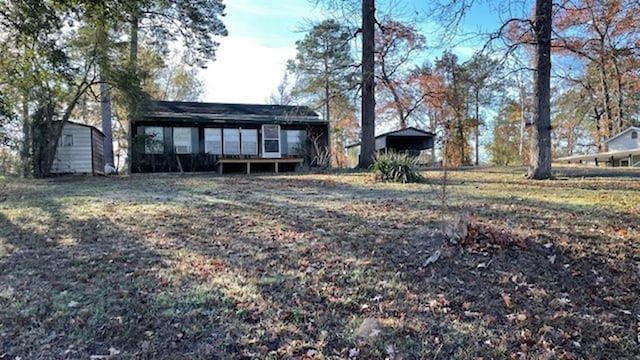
[
  {"xmin": 554, "ymin": 148, "xmax": 640, "ymax": 163},
  {"xmin": 345, "ymin": 127, "xmax": 435, "ymax": 148},
  {"xmin": 137, "ymin": 101, "xmax": 325, "ymax": 125},
  {"xmin": 603, "ymin": 126, "xmax": 640, "ymax": 144}
]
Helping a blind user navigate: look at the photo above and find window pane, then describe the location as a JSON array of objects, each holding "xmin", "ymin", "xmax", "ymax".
[
  {"xmin": 223, "ymin": 129, "xmax": 240, "ymax": 155},
  {"xmin": 287, "ymin": 130, "xmax": 305, "ymax": 155},
  {"xmin": 173, "ymin": 128, "xmax": 192, "ymax": 154},
  {"xmin": 263, "ymin": 125, "xmax": 279, "ymax": 139},
  {"xmin": 204, "ymin": 128, "xmax": 222, "ymax": 154},
  {"xmin": 264, "ymin": 139, "xmax": 280, "ymax": 152},
  {"xmin": 144, "ymin": 127, "xmax": 164, "ymax": 154},
  {"xmin": 63, "ymin": 134, "xmax": 73, "ymax": 147},
  {"xmin": 241, "ymin": 129, "xmax": 258, "ymax": 155}
]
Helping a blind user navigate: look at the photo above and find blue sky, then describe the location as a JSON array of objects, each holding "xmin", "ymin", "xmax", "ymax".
[{"xmin": 201, "ymin": 0, "xmax": 513, "ymax": 104}]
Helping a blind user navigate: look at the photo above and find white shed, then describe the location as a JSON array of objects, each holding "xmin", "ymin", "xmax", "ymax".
[{"xmin": 50, "ymin": 121, "xmax": 105, "ymax": 175}]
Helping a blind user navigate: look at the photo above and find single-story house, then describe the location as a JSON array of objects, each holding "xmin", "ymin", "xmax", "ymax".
[
  {"xmin": 554, "ymin": 126, "xmax": 640, "ymax": 167},
  {"xmin": 345, "ymin": 127, "xmax": 436, "ymax": 167},
  {"xmin": 131, "ymin": 101, "xmax": 329, "ymax": 173},
  {"xmin": 50, "ymin": 121, "xmax": 105, "ymax": 175}
]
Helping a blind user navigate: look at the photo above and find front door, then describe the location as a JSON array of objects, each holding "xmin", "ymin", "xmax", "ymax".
[{"xmin": 262, "ymin": 125, "xmax": 281, "ymax": 158}]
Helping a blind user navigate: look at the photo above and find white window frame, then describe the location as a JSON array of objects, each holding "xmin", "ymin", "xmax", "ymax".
[
  {"xmin": 204, "ymin": 128, "xmax": 222, "ymax": 154},
  {"xmin": 262, "ymin": 125, "xmax": 281, "ymax": 158}
]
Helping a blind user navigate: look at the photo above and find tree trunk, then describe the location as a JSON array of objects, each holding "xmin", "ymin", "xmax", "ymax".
[
  {"xmin": 324, "ymin": 74, "xmax": 332, "ymax": 167},
  {"xmin": 474, "ymin": 89, "xmax": 480, "ymax": 166},
  {"xmin": 518, "ymin": 81, "xmax": 526, "ymax": 165},
  {"xmin": 598, "ymin": 60, "xmax": 613, "ymax": 137},
  {"xmin": 100, "ymin": 77, "xmax": 114, "ymax": 168},
  {"xmin": 612, "ymin": 59, "xmax": 625, "ymax": 133},
  {"xmin": 21, "ymin": 93, "xmax": 30, "ymax": 178},
  {"xmin": 527, "ymin": 0, "xmax": 553, "ymax": 180},
  {"xmin": 127, "ymin": 16, "xmax": 139, "ymax": 174},
  {"xmin": 358, "ymin": 0, "xmax": 375, "ymax": 169}
]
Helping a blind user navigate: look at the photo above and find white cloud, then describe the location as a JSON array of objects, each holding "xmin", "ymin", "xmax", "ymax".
[{"xmin": 201, "ymin": 36, "xmax": 295, "ymax": 104}]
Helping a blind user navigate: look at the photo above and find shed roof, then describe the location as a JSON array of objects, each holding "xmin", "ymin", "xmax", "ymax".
[
  {"xmin": 345, "ymin": 127, "xmax": 435, "ymax": 148},
  {"xmin": 137, "ymin": 101, "xmax": 325, "ymax": 125},
  {"xmin": 55, "ymin": 120, "xmax": 105, "ymax": 137},
  {"xmin": 603, "ymin": 126, "xmax": 640, "ymax": 144}
]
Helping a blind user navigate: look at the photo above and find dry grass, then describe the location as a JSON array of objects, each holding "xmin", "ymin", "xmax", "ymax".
[{"xmin": 0, "ymin": 166, "xmax": 639, "ymax": 359}]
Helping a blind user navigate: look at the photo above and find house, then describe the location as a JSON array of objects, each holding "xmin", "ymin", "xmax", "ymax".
[
  {"xmin": 131, "ymin": 101, "xmax": 329, "ymax": 173},
  {"xmin": 50, "ymin": 121, "xmax": 105, "ymax": 175},
  {"xmin": 555, "ymin": 126, "xmax": 640, "ymax": 167},
  {"xmin": 345, "ymin": 127, "xmax": 436, "ymax": 167}
]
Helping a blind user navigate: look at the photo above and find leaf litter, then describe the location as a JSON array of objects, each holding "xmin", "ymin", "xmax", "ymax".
[{"xmin": 0, "ymin": 167, "xmax": 638, "ymax": 358}]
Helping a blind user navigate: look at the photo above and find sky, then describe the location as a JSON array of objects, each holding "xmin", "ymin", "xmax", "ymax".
[
  {"xmin": 201, "ymin": 0, "xmax": 512, "ymax": 104},
  {"xmin": 201, "ymin": 0, "xmax": 324, "ymax": 104}
]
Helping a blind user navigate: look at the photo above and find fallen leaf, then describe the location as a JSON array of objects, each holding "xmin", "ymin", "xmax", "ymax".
[
  {"xmin": 423, "ymin": 250, "xmax": 441, "ymax": 266},
  {"xmin": 501, "ymin": 292, "xmax": 514, "ymax": 309}
]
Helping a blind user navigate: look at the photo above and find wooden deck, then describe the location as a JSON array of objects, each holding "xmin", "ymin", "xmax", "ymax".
[{"xmin": 215, "ymin": 157, "xmax": 304, "ymax": 174}]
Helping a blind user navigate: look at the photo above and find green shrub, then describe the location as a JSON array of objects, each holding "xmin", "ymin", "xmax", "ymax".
[{"xmin": 371, "ymin": 152, "xmax": 424, "ymax": 183}]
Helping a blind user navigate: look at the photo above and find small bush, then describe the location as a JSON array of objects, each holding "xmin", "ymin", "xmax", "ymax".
[{"xmin": 371, "ymin": 152, "xmax": 424, "ymax": 183}]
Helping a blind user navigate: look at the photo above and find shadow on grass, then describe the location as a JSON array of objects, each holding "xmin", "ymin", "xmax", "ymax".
[{"xmin": 0, "ymin": 173, "xmax": 638, "ymax": 358}]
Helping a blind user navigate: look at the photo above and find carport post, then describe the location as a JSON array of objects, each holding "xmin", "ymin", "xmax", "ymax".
[{"xmin": 630, "ymin": 154, "xmax": 633, "ymax": 168}]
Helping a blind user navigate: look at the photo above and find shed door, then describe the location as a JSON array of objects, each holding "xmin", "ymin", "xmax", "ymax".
[{"xmin": 262, "ymin": 125, "xmax": 281, "ymax": 158}]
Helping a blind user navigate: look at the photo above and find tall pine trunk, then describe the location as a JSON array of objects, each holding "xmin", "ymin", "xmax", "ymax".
[
  {"xmin": 527, "ymin": 0, "xmax": 552, "ymax": 180},
  {"xmin": 100, "ymin": 77, "xmax": 114, "ymax": 168},
  {"xmin": 21, "ymin": 93, "xmax": 30, "ymax": 177},
  {"xmin": 358, "ymin": 0, "xmax": 375, "ymax": 169},
  {"xmin": 127, "ymin": 17, "xmax": 139, "ymax": 174}
]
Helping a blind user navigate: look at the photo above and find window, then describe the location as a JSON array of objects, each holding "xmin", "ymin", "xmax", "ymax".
[
  {"xmin": 223, "ymin": 128, "xmax": 240, "ymax": 155},
  {"xmin": 204, "ymin": 128, "xmax": 222, "ymax": 154},
  {"xmin": 241, "ymin": 129, "xmax": 258, "ymax": 155},
  {"xmin": 262, "ymin": 125, "xmax": 281, "ymax": 158},
  {"xmin": 62, "ymin": 134, "xmax": 73, "ymax": 147},
  {"xmin": 173, "ymin": 128, "xmax": 193, "ymax": 154},
  {"xmin": 144, "ymin": 127, "xmax": 164, "ymax": 154},
  {"xmin": 287, "ymin": 130, "xmax": 306, "ymax": 155},
  {"xmin": 632, "ymin": 131, "xmax": 638, "ymax": 139}
]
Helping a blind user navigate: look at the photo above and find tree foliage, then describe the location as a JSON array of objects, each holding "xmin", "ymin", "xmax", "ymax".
[
  {"xmin": 487, "ymin": 99, "xmax": 530, "ymax": 166},
  {"xmin": 288, "ymin": 19, "xmax": 359, "ymax": 167},
  {"xmin": 0, "ymin": 0, "xmax": 227, "ymax": 177},
  {"xmin": 375, "ymin": 18, "xmax": 428, "ymax": 129}
]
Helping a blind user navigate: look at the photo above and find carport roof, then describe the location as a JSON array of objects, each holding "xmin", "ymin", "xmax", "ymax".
[{"xmin": 345, "ymin": 127, "xmax": 435, "ymax": 148}]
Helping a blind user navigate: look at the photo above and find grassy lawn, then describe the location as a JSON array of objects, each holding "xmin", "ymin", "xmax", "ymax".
[{"xmin": 1, "ymin": 167, "xmax": 639, "ymax": 359}]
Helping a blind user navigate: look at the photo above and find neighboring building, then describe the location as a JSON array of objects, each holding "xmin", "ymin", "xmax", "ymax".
[
  {"xmin": 50, "ymin": 121, "xmax": 105, "ymax": 175},
  {"xmin": 345, "ymin": 127, "xmax": 436, "ymax": 168},
  {"xmin": 555, "ymin": 127, "xmax": 640, "ymax": 167},
  {"xmin": 131, "ymin": 101, "xmax": 329, "ymax": 173}
]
